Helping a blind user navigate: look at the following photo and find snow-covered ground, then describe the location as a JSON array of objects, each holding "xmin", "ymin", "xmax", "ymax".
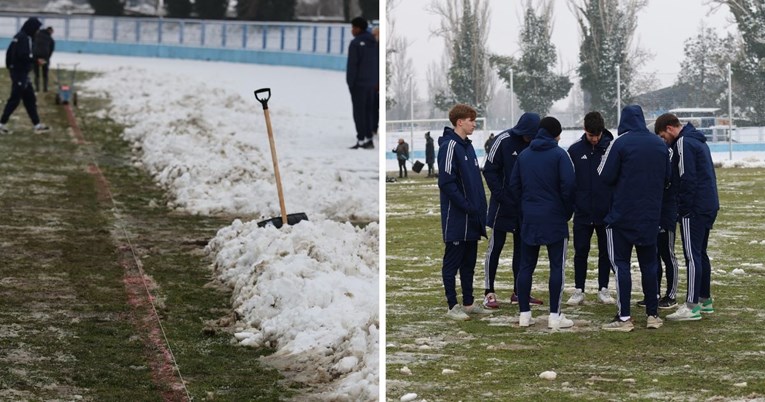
[{"xmin": 55, "ymin": 53, "xmax": 380, "ymax": 400}]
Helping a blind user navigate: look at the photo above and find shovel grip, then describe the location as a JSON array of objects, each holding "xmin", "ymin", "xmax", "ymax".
[{"xmin": 254, "ymin": 88, "xmax": 271, "ymax": 110}]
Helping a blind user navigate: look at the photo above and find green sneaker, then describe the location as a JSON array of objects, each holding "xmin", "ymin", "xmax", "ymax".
[{"xmin": 701, "ymin": 298, "xmax": 714, "ymax": 314}]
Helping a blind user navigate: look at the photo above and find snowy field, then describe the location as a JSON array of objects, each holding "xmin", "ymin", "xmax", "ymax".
[{"xmin": 56, "ymin": 53, "xmax": 379, "ymax": 400}]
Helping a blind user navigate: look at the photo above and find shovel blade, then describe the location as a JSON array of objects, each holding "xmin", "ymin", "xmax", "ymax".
[{"xmin": 257, "ymin": 212, "xmax": 309, "ymax": 229}]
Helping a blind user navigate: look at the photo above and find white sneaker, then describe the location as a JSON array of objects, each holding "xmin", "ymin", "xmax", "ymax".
[
  {"xmin": 597, "ymin": 287, "xmax": 615, "ymax": 304},
  {"xmin": 463, "ymin": 303, "xmax": 496, "ymax": 315},
  {"xmin": 0, "ymin": 124, "xmax": 9, "ymax": 134},
  {"xmin": 519, "ymin": 311, "xmax": 535, "ymax": 327},
  {"xmin": 666, "ymin": 304, "xmax": 702, "ymax": 321},
  {"xmin": 446, "ymin": 305, "xmax": 470, "ymax": 321},
  {"xmin": 566, "ymin": 289, "xmax": 584, "ymax": 306},
  {"xmin": 34, "ymin": 123, "xmax": 50, "ymax": 133},
  {"xmin": 548, "ymin": 313, "xmax": 574, "ymax": 329}
]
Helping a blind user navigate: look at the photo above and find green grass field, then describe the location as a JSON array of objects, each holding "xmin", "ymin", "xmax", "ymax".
[{"xmin": 386, "ymin": 169, "xmax": 765, "ymax": 401}]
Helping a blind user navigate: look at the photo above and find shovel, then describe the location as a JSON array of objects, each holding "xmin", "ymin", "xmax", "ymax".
[{"xmin": 254, "ymin": 88, "xmax": 308, "ymax": 228}]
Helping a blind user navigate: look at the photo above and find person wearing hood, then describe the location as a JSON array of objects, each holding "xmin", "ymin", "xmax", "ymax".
[
  {"xmin": 347, "ymin": 17, "xmax": 378, "ymax": 150},
  {"xmin": 424, "ymin": 131, "xmax": 435, "ymax": 177},
  {"xmin": 655, "ymin": 113, "xmax": 719, "ymax": 322},
  {"xmin": 508, "ymin": 116, "xmax": 576, "ymax": 329},
  {"xmin": 1, "ymin": 17, "xmax": 50, "ymax": 134},
  {"xmin": 481, "ymin": 112, "xmax": 544, "ymax": 309},
  {"xmin": 437, "ymin": 103, "xmax": 493, "ymax": 320},
  {"xmin": 566, "ymin": 111, "xmax": 616, "ymax": 306},
  {"xmin": 33, "ymin": 26, "xmax": 55, "ymax": 93},
  {"xmin": 597, "ymin": 105, "xmax": 670, "ymax": 331}
]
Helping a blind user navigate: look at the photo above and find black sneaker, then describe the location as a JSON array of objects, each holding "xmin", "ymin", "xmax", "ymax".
[
  {"xmin": 350, "ymin": 143, "xmax": 362, "ymax": 149},
  {"xmin": 361, "ymin": 140, "xmax": 374, "ymax": 149},
  {"xmin": 658, "ymin": 296, "xmax": 677, "ymax": 309}
]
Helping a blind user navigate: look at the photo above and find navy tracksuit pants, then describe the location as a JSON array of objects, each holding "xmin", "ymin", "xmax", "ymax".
[
  {"xmin": 483, "ymin": 228, "xmax": 521, "ymax": 295},
  {"xmin": 516, "ymin": 239, "xmax": 567, "ymax": 314},
  {"xmin": 1, "ymin": 74, "xmax": 40, "ymax": 126},
  {"xmin": 679, "ymin": 214, "xmax": 715, "ymax": 304},
  {"xmin": 350, "ymin": 85, "xmax": 375, "ymax": 142},
  {"xmin": 572, "ymin": 222, "xmax": 610, "ymax": 291},
  {"xmin": 442, "ymin": 240, "xmax": 478, "ymax": 309},
  {"xmin": 605, "ymin": 228, "xmax": 659, "ymax": 317},
  {"xmin": 657, "ymin": 227, "xmax": 680, "ymax": 299}
]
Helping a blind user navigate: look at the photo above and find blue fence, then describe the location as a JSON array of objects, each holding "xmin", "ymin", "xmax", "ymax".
[{"xmin": 0, "ymin": 14, "xmax": 353, "ymax": 71}]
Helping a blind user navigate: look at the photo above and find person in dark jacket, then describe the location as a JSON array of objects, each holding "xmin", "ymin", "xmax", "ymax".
[
  {"xmin": 393, "ymin": 138, "xmax": 409, "ymax": 178},
  {"xmin": 33, "ymin": 26, "xmax": 54, "ymax": 93},
  {"xmin": 347, "ymin": 17, "xmax": 378, "ymax": 150},
  {"xmin": 1, "ymin": 17, "xmax": 50, "ymax": 134},
  {"xmin": 437, "ymin": 104, "xmax": 493, "ymax": 320},
  {"xmin": 425, "ymin": 131, "xmax": 435, "ymax": 177},
  {"xmin": 598, "ymin": 105, "xmax": 670, "ymax": 332},
  {"xmin": 508, "ymin": 116, "xmax": 576, "ymax": 329},
  {"xmin": 565, "ymin": 111, "xmax": 615, "ymax": 306},
  {"xmin": 481, "ymin": 112, "xmax": 543, "ymax": 309},
  {"xmin": 656, "ymin": 113, "xmax": 720, "ymax": 322}
]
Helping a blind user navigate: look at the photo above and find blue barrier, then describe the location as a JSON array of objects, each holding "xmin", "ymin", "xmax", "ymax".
[{"xmin": 0, "ymin": 14, "xmax": 352, "ymax": 71}]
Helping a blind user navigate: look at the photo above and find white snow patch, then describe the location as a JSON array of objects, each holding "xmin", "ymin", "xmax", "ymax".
[
  {"xmin": 441, "ymin": 368, "xmax": 456, "ymax": 375},
  {"xmin": 400, "ymin": 393, "xmax": 418, "ymax": 402},
  {"xmin": 539, "ymin": 371, "xmax": 557, "ymax": 380},
  {"xmin": 732, "ymin": 268, "xmax": 747, "ymax": 275}
]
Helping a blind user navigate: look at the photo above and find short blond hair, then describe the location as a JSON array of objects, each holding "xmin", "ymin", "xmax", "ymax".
[{"xmin": 448, "ymin": 104, "xmax": 477, "ymax": 126}]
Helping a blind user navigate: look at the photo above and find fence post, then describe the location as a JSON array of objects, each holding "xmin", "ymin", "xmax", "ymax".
[
  {"xmin": 88, "ymin": 17, "xmax": 94, "ymax": 40},
  {"xmin": 158, "ymin": 18, "xmax": 163, "ymax": 43},
  {"xmin": 326, "ymin": 26, "xmax": 332, "ymax": 54},
  {"xmin": 222, "ymin": 23, "xmax": 227, "ymax": 47},
  {"xmin": 135, "ymin": 20, "xmax": 140, "ymax": 42},
  {"xmin": 180, "ymin": 20, "xmax": 184, "ymax": 44},
  {"xmin": 242, "ymin": 24, "xmax": 247, "ymax": 48},
  {"xmin": 262, "ymin": 25, "xmax": 267, "ymax": 49},
  {"xmin": 297, "ymin": 26, "xmax": 302, "ymax": 51},
  {"xmin": 113, "ymin": 17, "xmax": 118, "ymax": 42},
  {"xmin": 201, "ymin": 21, "xmax": 206, "ymax": 46},
  {"xmin": 280, "ymin": 26, "xmax": 285, "ymax": 50},
  {"xmin": 340, "ymin": 26, "xmax": 345, "ymax": 55},
  {"xmin": 64, "ymin": 16, "xmax": 70, "ymax": 40},
  {"xmin": 312, "ymin": 26, "xmax": 317, "ymax": 52}
]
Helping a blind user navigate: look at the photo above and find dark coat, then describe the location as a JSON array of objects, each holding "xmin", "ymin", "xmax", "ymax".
[
  {"xmin": 567, "ymin": 129, "xmax": 614, "ymax": 225},
  {"xmin": 598, "ymin": 105, "xmax": 670, "ymax": 245},
  {"xmin": 425, "ymin": 134, "xmax": 435, "ymax": 164},
  {"xmin": 33, "ymin": 28, "xmax": 55, "ymax": 59},
  {"xmin": 346, "ymin": 30, "xmax": 378, "ymax": 89},
  {"xmin": 393, "ymin": 142, "xmax": 409, "ymax": 161},
  {"xmin": 660, "ymin": 144, "xmax": 679, "ymax": 231},
  {"xmin": 509, "ymin": 127, "xmax": 576, "ymax": 245},
  {"xmin": 437, "ymin": 127, "xmax": 487, "ymax": 242},
  {"xmin": 483, "ymin": 112, "xmax": 540, "ymax": 232},
  {"xmin": 671, "ymin": 122, "xmax": 720, "ymax": 218},
  {"xmin": 6, "ymin": 18, "xmax": 42, "ymax": 75}
]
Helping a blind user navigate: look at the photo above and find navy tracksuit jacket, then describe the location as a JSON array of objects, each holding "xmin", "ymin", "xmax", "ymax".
[
  {"xmin": 346, "ymin": 30, "xmax": 378, "ymax": 142},
  {"xmin": 509, "ymin": 127, "xmax": 575, "ymax": 314},
  {"xmin": 2, "ymin": 17, "xmax": 43, "ymax": 125},
  {"xmin": 567, "ymin": 129, "xmax": 614, "ymax": 291},
  {"xmin": 598, "ymin": 105, "xmax": 670, "ymax": 318},
  {"xmin": 437, "ymin": 127, "xmax": 487, "ymax": 308},
  {"xmin": 481, "ymin": 112, "xmax": 539, "ymax": 294},
  {"xmin": 671, "ymin": 123, "xmax": 719, "ymax": 304}
]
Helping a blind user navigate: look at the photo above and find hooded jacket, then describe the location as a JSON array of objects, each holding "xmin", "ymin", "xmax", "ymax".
[
  {"xmin": 6, "ymin": 18, "xmax": 42, "ymax": 75},
  {"xmin": 597, "ymin": 105, "xmax": 670, "ymax": 244},
  {"xmin": 437, "ymin": 127, "xmax": 487, "ymax": 242},
  {"xmin": 425, "ymin": 133, "xmax": 435, "ymax": 164},
  {"xmin": 33, "ymin": 28, "xmax": 55, "ymax": 59},
  {"xmin": 346, "ymin": 30, "xmax": 378, "ymax": 89},
  {"xmin": 508, "ymin": 127, "xmax": 576, "ymax": 246},
  {"xmin": 567, "ymin": 129, "xmax": 614, "ymax": 225},
  {"xmin": 671, "ymin": 122, "xmax": 720, "ymax": 219},
  {"xmin": 482, "ymin": 112, "xmax": 540, "ymax": 232}
]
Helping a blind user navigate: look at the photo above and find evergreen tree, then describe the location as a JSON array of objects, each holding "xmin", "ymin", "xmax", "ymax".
[
  {"xmin": 571, "ymin": 0, "xmax": 644, "ymax": 126},
  {"xmin": 88, "ymin": 0, "xmax": 124, "ymax": 16},
  {"xmin": 433, "ymin": 0, "xmax": 490, "ymax": 115},
  {"xmin": 492, "ymin": 3, "xmax": 571, "ymax": 116},
  {"xmin": 196, "ymin": 0, "xmax": 229, "ymax": 20},
  {"xmin": 166, "ymin": 0, "xmax": 192, "ymax": 18},
  {"xmin": 236, "ymin": 0, "xmax": 256, "ymax": 19},
  {"xmin": 677, "ymin": 27, "xmax": 737, "ymax": 109},
  {"xmin": 250, "ymin": 0, "xmax": 296, "ymax": 21},
  {"xmin": 711, "ymin": 0, "xmax": 765, "ymax": 124},
  {"xmin": 359, "ymin": 0, "xmax": 379, "ymax": 20}
]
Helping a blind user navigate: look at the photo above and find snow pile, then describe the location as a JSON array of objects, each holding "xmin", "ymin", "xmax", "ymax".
[
  {"xmin": 717, "ymin": 156, "xmax": 765, "ymax": 168},
  {"xmin": 206, "ymin": 218, "xmax": 379, "ymax": 400},
  {"xmin": 72, "ymin": 55, "xmax": 378, "ymax": 223}
]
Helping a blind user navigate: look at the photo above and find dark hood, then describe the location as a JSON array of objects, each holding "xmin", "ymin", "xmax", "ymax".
[
  {"xmin": 21, "ymin": 17, "xmax": 42, "ymax": 36},
  {"xmin": 579, "ymin": 128, "xmax": 615, "ymax": 151},
  {"xmin": 509, "ymin": 112, "xmax": 541, "ymax": 137},
  {"xmin": 439, "ymin": 126, "xmax": 470, "ymax": 147},
  {"xmin": 529, "ymin": 128, "xmax": 559, "ymax": 151},
  {"xmin": 617, "ymin": 105, "xmax": 649, "ymax": 135},
  {"xmin": 679, "ymin": 122, "xmax": 707, "ymax": 143}
]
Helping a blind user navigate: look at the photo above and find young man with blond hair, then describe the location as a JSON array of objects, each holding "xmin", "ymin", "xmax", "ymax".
[{"xmin": 437, "ymin": 104, "xmax": 493, "ymax": 320}]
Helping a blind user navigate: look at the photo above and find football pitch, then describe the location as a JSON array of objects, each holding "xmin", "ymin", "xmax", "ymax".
[{"xmin": 386, "ymin": 168, "xmax": 765, "ymax": 401}]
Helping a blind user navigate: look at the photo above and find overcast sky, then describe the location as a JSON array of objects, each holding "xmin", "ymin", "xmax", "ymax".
[{"xmin": 388, "ymin": 0, "xmax": 738, "ymax": 98}]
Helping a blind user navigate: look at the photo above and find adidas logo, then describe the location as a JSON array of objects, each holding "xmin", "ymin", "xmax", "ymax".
[
  {"xmin": 512, "ymin": 151, "xmax": 518, "ymax": 156},
  {"xmin": 581, "ymin": 155, "xmax": 588, "ymax": 159},
  {"xmin": 464, "ymin": 155, "xmax": 468, "ymax": 160}
]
